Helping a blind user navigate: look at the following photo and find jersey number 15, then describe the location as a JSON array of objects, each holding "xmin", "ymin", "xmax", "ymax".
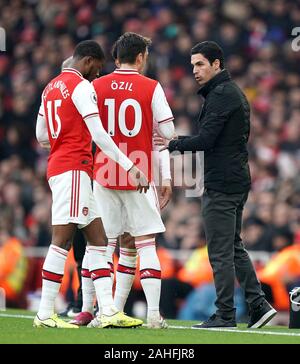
[{"xmin": 46, "ymin": 100, "xmax": 62, "ymax": 139}]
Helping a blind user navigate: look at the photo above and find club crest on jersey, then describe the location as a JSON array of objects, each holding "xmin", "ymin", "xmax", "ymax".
[
  {"xmin": 82, "ymin": 207, "xmax": 89, "ymax": 216},
  {"xmin": 91, "ymin": 92, "xmax": 97, "ymax": 103}
]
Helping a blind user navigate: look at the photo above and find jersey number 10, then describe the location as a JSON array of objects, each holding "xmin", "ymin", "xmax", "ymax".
[{"xmin": 105, "ymin": 98, "xmax": 142, "ymax": 137}]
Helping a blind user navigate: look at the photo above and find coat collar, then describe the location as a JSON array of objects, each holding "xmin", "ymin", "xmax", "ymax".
[{"xmin": 197, "ymin": 69, "xmax": 231, "ymax": 98}]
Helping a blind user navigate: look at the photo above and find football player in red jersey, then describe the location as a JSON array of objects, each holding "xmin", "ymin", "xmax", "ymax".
[
  {"xmin": 81, "ymin": 33, "xmax": 176, "ymax": 329},
  {"xmin": 33, "ymin": 40, "xmax": 147, "ymax": 329},
  {"xmin": 61, "ymin": 54, "xmax": 172, "ymax": 325}
]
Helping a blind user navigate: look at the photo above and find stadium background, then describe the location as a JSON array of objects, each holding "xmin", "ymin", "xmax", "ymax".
[{"xmin": 0, "ymin": 0, "xmax": 300, "ymax": 324}]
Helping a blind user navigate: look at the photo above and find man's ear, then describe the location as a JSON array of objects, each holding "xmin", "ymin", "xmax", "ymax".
[
  {"xmin": 213, "ymin": 59, "xmax": 220, "ymax": 70},
  {"xmin": 136, "ymin": 52, "xmax": 144, "ymax": 64},
  {"xmin": 84, "ymin": 56, "xmax": 93, "ymax": 66}
]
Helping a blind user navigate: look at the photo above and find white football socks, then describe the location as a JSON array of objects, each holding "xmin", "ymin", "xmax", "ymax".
[
  {"xmin": 136, "ymin": 239, "xmax": 161, "ymax": 319},
  {"xmin": 88, "ymin": 245, "xmax": 117, "ymax": 316},
  {"xmin": 37, "ymin": 244, "xmax": 67, "ymax": 320},
  {"xmin": 114, "ymin": 248, "xmax": 137, "ymax": 311}
]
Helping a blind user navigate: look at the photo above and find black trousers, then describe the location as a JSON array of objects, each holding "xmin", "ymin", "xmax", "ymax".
[{"xmin": 202, "ymin": 189, "xmax": 265, "ymax": 319}]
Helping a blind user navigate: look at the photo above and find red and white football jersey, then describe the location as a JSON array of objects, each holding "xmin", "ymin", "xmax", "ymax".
[
  {"xmin": 39, "ymin": 68, "xmax": 99, "ymax": 180},
  {"xmin": 92, "ymin": 68, "xmax": 174, "ymax": 190}
]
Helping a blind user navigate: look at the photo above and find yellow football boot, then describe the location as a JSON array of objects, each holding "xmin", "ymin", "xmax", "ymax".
[
  {"xmin": 33, "ymin": 314, "xmax": 79, "ymax": 329},
  {"xmin": 87, "ymin": 312, "xmax": 143, "ymax": 328}
]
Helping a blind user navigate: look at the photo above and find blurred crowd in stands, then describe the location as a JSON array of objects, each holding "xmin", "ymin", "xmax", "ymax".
[{"xmin": 1, "ymin": 0, "xmax": 300, "ymax": 320}]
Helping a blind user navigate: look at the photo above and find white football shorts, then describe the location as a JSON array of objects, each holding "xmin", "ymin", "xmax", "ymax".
[
  {"xmin": 93, "ymin": 181, "xmax": 165, "ymax": 238},
  {"xmin": 48, "ymin": 170, "xmax": 100, "ymax": 228}
]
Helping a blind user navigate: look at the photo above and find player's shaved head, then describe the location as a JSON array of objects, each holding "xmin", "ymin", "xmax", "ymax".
[
  {"xmin": 70, "ymin": 40, "xmax": 105, "ymax": 82},
  {"xmin": 73, "ymin": 40, "xmax": 105, "ymax": 61}
]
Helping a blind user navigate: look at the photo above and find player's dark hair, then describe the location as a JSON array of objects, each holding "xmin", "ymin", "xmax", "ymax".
[
  {"xmin": 191, "ymin": 41, "xmax": 225, "ymax": 69},
  {"xmin": 73, "ymin": 40, "xmax": 105, "ymax": 61},
  {"xmin": 115, "ymin": 32, "xmax": 151, "ymax": 64},
  {"xmin": 111, "ymin": 41, "xmax": 118, "ymax": 61}
]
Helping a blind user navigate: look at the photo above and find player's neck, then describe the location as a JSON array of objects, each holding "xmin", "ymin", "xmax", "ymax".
[
  {"xmin": 67, "ymin": 60, "xmax": 84, "ymax": 76},
  {"xmin": 119, "ymin": 63, "xmax": 139, "ymax": 72}
]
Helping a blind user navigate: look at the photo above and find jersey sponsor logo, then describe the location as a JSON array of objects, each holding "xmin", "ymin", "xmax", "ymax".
[{"xmin": 82, "ymin": 207, "xmax": 89, "ymax": 216}]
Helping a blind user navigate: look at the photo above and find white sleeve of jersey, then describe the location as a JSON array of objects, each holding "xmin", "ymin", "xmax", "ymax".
[
  {"xmin": 36, "ymin": 103, "xmax": 49, "ymax": 144},
  {"xmin": 38, "ymin": 102, "xmax": 45, "ymax": 117},
  {"xmin": 158, "ymin": 122, "xmax": 175, "ymax": 140},
  {"xmin": 72, "ymin": 80, "xmax": 133, "ymax": 172},
  {"xmin": 152, "ymin": 123, "xmax": 171, "ymax": 181},
  {"xmin": 159, "ymin": 149, "xmax": 171, "ymax": 181},
  {"xmin": 152, "ymin": 82, "xmax": 175, "ymax": 139},
  {"xmin": 71, "ymin": 79, "xmax": 99, "ymax": 119}
]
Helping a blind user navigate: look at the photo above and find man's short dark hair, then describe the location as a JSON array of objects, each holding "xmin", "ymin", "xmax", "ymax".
[
  {"xmin": 191, "ymin": 41, "xmax": 225, "ymax": 69},
  {"xmin": 111, "ymin": 41, "xmax": 118, "ymax": 61},
  {"xmin": 115, "ymin": 32, "xmax": 152, "ymax": 64},
  {"xmin": 73, "ymin": 40, "xmax": 105, "ymax": 61}
]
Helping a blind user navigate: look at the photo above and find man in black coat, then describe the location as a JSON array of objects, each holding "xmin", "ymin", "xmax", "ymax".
[{"xmin": 159, "ymin": 41, "xmax": 277, "ymax": 328}]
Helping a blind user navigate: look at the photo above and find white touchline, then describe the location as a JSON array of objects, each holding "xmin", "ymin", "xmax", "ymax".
[
  {"xmin": 0, "ymin": 313, "xmax": 35, "ymax": 319},
  {"xmin": 169, "ymin": 324, "xmax": 300, "ymax": 337},
  {"xmin": 1, "ymin": 313, "xmax": 300, "ymax": 337}
]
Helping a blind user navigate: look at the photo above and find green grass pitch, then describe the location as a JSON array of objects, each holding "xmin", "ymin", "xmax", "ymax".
[{"xmin": 0, "ymin": 309, "xmax": 300, "ymax": 344}]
